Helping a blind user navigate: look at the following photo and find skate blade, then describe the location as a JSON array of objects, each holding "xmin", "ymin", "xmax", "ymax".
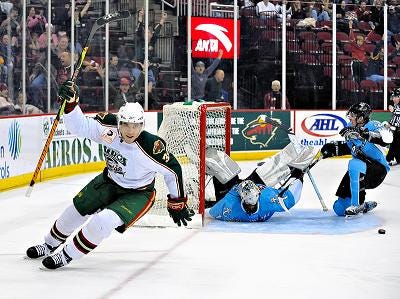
[{"xmin": 345, "ymin": 213, "xmax": 363, "ymax": 220}]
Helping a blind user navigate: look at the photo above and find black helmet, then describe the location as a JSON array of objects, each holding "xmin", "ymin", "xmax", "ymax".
[
  {"xmin": 347, "ymin": 102, "xmax": 372, "ymax": 124},
  {"xmin": 391, "ymin": 88, "xmax": 400, "ymax": 99}
]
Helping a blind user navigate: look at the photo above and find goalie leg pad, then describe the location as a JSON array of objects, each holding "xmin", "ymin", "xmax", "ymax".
[
  {"xmin": 255, "ymin": 143, "xmax": 299, "ymax": 186},
  {"xmin": 205, "ymin": 147, "xmax": 241, "ymax": 184},
  {"xmin": 288, "ymin": 146, "xmax": 321, "ymax": 171},
  {"xmin": 333, "ymin": 197, "xmax": 351, "ymax": 216}
]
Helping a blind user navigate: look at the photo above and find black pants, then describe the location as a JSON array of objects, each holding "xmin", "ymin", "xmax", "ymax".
[
  {"xmin": 351, "ymin": 60, "xmax": 365, "ymax": 83},
  {"xmin": 386, "ymin": 129, "xmax": 400, "ymax": 163},
  {"xmin": 335, "ymin": 160, "xmax": 387, "ymax": 204}
]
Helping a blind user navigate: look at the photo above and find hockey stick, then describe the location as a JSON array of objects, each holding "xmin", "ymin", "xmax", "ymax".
[{"xmin": 26, "ymin": 10, "xmax": 131, "ymax": 198}]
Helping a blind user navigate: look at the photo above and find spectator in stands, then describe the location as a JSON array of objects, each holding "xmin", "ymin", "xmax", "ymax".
[
  {"xmin": 28, "ymin": 31, "xmax": 42, "ymax": 63},
  {"xmin": 0, "ymin": 83, "xmax": 15, "ymax": 115},
  {"xmin": 256, "ymin": 0, "xmax": 276, "ymax": 18},
  {"xmin": 205, "ymin": 69, "xmax": 225, "ymax": 102},
  {"xmin": 0, "ymin": 55, "xmax": 7, "ymax": 83},
  {"xmin": 356, "ymin": 1, "xmax": 372, "ymax": 23},
  {"xmin": 109, "ymin": 77, "xmax": 140, "ymax": 109},
  {"xmin": 275, "ymin": 0, "xmax": 292, "ymax": 21},
  {"xmin": 336, "ymin": 0, "xmax": 349, "ymax": 20},
  {"xmin": 241, "ymin": 0, "xmax": 255, "ymax": 8},
  {"xmin": 0, "ymin": 7, "xmax": 20, "ymax": 37},
  {"xmin": 388, "ymin": 4, "xmax": 400, "ymax": 46},
  {"xmin": 263, "ymin": 80, "xmax": 290, "ymax": 110},
  {"xmin": 108, "ymin": 54, "xmax": 120, "ymax": 86},
  {"xmin": 309, "ymin": 1, "xmax": 330, "ymax": 22},
  {"xmin": 52, "ymin": 0, "xmax": 91, "ymax": 36},
  {"xmin": 348, "ymin": 20, "xmax": 368, "ymax": 82},
  {"xmin": 0, "ymin": 34, "xmax": 17, "ymax": 64},
  {"xmin": 366, "ymin": 39, "xmax": 400, "ymax": 82},
  {"xmin": 14, "ymin": 91, "xmax": 43, "ymax": 115},
  {"xmin": 135, "ymin": 8, "xmax": 167, "ymax": 63},
  {"xmin": 56, "ymin": 51, "xmax": 72, "ymax": 85},
  {"xmin": 290, "ymin": 0, "xmax": 306, "ymax": 20},
  {"xmin": 134, "ymin": 8, "xmax": 167, "ymax": 93},
  {"xmin": 27, "ymin": 7, "xmax": 47, "ymax": 35},
  {"xmin": 369, "ymin": 0, "xmax": 384, "ymax": 36},
  {"xmin": 37, "ymin": 23, "xmax": 58, "ymax": 50},
  {"xmin": 191, "ymin": 49, "xmax": 223, "ymax": 100}
]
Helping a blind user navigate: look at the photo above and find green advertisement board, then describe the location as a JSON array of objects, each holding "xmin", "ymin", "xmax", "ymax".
[
  {"xmin": 231, "ymin": 111, "xmax": 290, "ymax": 151},
  {"xmin": 157, "ymin": 110, "xmax": 291, "ymax": 151}
]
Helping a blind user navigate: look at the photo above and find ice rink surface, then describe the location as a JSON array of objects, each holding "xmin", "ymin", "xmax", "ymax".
[{"xmin": 1, "ymin": 159, "xmax": 400, "ymax": 299}]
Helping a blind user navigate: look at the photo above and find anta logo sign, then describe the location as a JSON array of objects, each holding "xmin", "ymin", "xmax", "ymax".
[
  {"xmin": 242, "ymin": 115, "xmax": 278, "ymax": 147},
  {"xmin": 301, "ymin": 113, "xmax": 347, "ymax": 137},
  {"xmin": 191, "ymin": 17, "xmax": 240, "ymax": 59}
]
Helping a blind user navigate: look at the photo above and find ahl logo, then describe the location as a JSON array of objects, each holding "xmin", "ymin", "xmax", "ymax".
[
  {"xmin": 8, "ymin": 120, "xmax": 22, "ymax": 160},
  {"xmin": 194, "ymin": 24, "xmax": 232, "ymax": 52},
  {"xmin": 242, "ymin": 115, "xmax": 278, "ymax": 147},
  {"xmin": 301, "ymin": 113, "xmax": 347, "ymax": 137}
]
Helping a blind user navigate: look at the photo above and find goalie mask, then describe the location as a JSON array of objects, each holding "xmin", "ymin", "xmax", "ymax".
[
  {"xmin": 238, "ymin": 180, "xmax": 261, "ymax": 215},
  {"xmin": 346, "ymin": 102, "xmax": 372, "ymax": 125},
  {"xmin": 117, "ymin": 102, "xmax": 145, "ymax": 141}
]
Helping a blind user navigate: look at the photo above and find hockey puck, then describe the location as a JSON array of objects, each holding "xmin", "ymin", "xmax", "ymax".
[{"xmin": 378, "ymin": 229, "xmax": 386, "ymax": 234}]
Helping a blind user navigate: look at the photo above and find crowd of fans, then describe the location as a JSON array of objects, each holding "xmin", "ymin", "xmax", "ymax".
[{"xmin": 0, "ymin": 0, "xmax": 399, "ymax": 116}]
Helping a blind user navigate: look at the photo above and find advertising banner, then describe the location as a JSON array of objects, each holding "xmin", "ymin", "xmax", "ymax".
[
  {"xmin": 231, "ymin": 111, "xmax": 290, "ymax": 151},
  {"xmin": 191, "ymin": 17, "xmax": 240, "ymax": 59},
  {"xmin": 294, "ymin": 110, "xmax": 350, "ymax": 147},
  {"xmin": 0, "ymin": 111, "xmax": 159, "ymax": 182}
]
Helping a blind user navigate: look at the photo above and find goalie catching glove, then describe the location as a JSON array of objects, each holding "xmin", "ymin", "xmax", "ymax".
[
  {"xmin": 167, "ymin": 195, "xmax": 193, "ymax": 227},
  {"xmin": 58, "ymin": 80, "xmax": 80, "ymax": 113}
]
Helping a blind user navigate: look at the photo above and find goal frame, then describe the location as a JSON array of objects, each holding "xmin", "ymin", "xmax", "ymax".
[{"xmin": 198, "ymin": 102, "xmax": 232, "ymax": 217}]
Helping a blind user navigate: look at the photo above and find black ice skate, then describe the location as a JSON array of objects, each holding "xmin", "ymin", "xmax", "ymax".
[
  {"xmin": 42, "ymin": 249, "xmax": 72, "ymax": 270},
  {"xmin": 363, "ymin": 201, "xmax": 377, "ymax": 214},
  {"xmin": 26, "ymin": 243, "xmax": 57, "ymax": 259},
  {"xmin": 345, "ymin": 201, "xmax": 377, "ymax": 217}
]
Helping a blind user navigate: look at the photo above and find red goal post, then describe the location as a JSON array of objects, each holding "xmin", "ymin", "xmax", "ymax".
[{"xmin": 137, "ymin": 102, "xmax": 232, "ymax": 227}]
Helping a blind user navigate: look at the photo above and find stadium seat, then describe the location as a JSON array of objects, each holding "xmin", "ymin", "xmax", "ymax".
[
  {"xmin": 316, "ymin": 31, "xmax": 332, "ymax": 43},
  {"xmin": 357, "ymin": 21, "xmax": 372, "ymax": 33}
]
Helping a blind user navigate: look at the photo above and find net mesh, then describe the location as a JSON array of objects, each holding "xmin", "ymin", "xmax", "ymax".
[{"xmin": 136, "ymin": 102, "xmax": 230, "ymax": 227}]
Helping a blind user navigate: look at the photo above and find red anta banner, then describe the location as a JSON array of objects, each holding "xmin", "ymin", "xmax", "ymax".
[{"xmin": 191, "ymin": 17, "xmax": 240, "ymax": 59}]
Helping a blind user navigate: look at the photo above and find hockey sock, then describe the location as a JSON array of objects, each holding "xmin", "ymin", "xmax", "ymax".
[
  {"xmin": 64, "ymin": 209, "xmax": 124, "ymax": 260},
  {"xmin": 44, "ymin": 204, "xmax": 89, "ymax": 248},
  {"xmin": 348, "ymin": 159, "xmax": 366, "ymax": 206}
]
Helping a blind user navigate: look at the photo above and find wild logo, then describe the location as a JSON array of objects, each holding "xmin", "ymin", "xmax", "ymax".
[
  {"xmin": 153, "ymin": 140, "xmax": 165, "ymax": 155},
  {"xmin": 241, "ymin": 115, "xmax": 279, "ymax": 147}
]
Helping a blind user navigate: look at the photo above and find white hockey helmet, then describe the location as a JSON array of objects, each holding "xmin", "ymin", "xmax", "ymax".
[
  {"xmin": 237, "ymin": 180, "xmax": 261, "ymax": 214},
  {"xmin": 117, "ymin": 102, "xmax": 144, "ymax": 124},
  {"xmin": 117, "ymin": 102, "xmax": 145, "ymax": 137}
]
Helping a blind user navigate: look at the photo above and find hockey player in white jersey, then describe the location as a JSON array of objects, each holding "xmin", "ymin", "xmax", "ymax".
[
  {"xmin": 26, "ymin": 80, "xmax": 192, "ymax": 269},
  {"xmin": 206, "ymin": 143, "xmax": 320, "ymax": 222}
]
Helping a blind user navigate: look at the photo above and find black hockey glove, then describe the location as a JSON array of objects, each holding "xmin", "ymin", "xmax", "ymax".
[
  {"xmin": 339, "ymin": 126, "xmax": 369, "ymax": 141},
  {"xmin": 58, "ymin": 80, "xmax": 80, "ymax": 113},
  {"xmin": 167, "ymin": 195, "xmax": 192, "ymax": 227},
  {"xmin": 321, "ymin": 142, "xmax": 339, "ymax": 158}
]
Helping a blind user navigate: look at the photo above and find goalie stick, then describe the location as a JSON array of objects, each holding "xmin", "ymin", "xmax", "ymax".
[
  {"xmin": 261, "ymin": 114, "xmax": 328, "ymax": 211},
  {"xmin": 26, "ymin": 10, "xmax": 131, "ymax": 198}
]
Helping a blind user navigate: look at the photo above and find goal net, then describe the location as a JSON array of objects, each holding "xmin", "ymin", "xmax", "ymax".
[{"xmin": 135, "ymin": 102, "xmax": 231, "ymax": 227}]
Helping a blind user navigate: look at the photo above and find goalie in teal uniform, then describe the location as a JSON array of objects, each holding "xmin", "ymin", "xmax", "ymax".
[{"xmin": 206, "ymin": 143, "xmax": 320, "ymax": 222}]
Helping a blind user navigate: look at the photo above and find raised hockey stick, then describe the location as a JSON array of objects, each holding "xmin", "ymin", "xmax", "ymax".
[{"xmin": 26, "ymin": 10, "xmax": 131, "ymax": 198}]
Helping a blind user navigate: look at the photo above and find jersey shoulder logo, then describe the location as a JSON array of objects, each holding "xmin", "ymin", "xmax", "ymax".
[
  {"xmin": 101, "ymin": 129, "xmax": 117, "ymax": 144},
  {"xmin": 153, "ymin": 139, "xmax": 165, "ymax": 155}
]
